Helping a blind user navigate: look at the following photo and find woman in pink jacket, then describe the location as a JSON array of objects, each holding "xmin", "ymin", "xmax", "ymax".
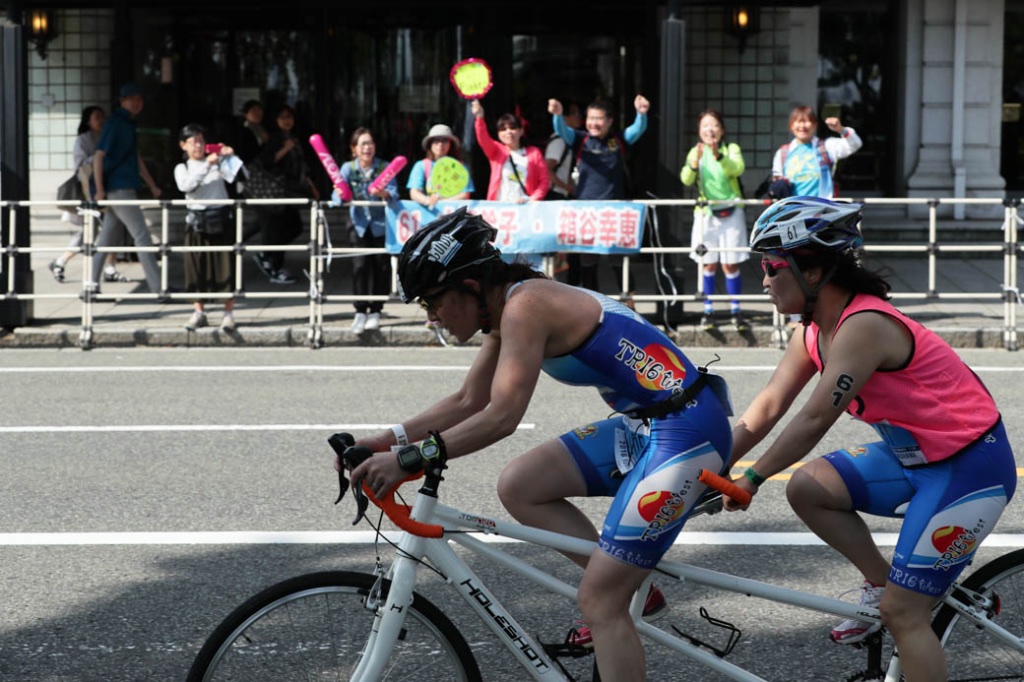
[{"xmin": 471, "ymin": 100, "xmax": 549, "ymax": 202}]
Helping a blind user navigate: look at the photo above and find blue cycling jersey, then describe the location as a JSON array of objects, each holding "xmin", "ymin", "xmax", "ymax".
[
  {"xmin": 544, "ymin": 288, "xmax": 733, "ymax": 569},
  {"xmin": 541, "ymin": 290, "xmax": 704, "ymax": 415}
]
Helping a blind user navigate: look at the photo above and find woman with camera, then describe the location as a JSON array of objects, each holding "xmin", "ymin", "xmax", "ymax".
[{"xmin": 174, "ymin": 124, "xmax": 239, "ymax": 332}]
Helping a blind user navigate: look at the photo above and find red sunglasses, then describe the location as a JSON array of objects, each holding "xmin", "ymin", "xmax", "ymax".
[{"xmin": 761, "ymin": 259, "xmax": 791, "ymax": 277}]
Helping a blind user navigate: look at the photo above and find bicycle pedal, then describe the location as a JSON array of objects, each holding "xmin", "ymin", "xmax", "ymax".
[
  {"xmin": 540, "ymin": 637, "xmax": 594, "ymax": 660},
  {"xmin": 845, "ymin": 630, "xmax": 884, "ymax": 651}
]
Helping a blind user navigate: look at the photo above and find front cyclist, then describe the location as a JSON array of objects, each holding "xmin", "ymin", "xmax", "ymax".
[
  {"xmin": 725, "ymin": 196, "xmax": 1017, "ymax": 682},
  {"xmin": 342, "ymin": 207, "xmax": 733, "ymax": 681}
]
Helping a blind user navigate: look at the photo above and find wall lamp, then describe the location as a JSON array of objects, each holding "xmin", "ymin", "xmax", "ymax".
[
  {"xmin": 727, "ymin": 6, "xmax": 759, "ymax": 54},
  {"xmin": 27, "ymin": 9, "xmax": 56, "ymax": 60}
]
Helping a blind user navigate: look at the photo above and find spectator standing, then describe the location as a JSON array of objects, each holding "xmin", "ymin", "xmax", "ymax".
[
  {"xmin": 545, "ymin": 101, "xmax": 582, "ymax": 200},
  {"xmin": 771, "ymin": 105, "xmax": 862, "ymax": 199},
  {"xmin": 407, "ymin": 123, "xmax": 474, "ymax": 208},
  {"xmin": 233, "ymin": 99, "xmax": 268, "ymax": 166},
  {"xmin": 337, "ymin": 127, "xmax": 399, "ymax": 334},
  {"xmin": 471, "ymin": 100, "xmax": 549, "ymax": 271},
  {"xmin": 49, "ymin": 105, "xmax": 127, "ymax": 284},
  {"xmin": 680, "ymin": 109, "xmax": 750, "ymax": 332},
  {"xmin": 252, "ymin": 104, "xmax": 319, "ymax": 285},
  {"xmin": 544, "ymin": 100, "xmax": 582, "ymax": 278},
  {"xmin": 174, "ymin": 124, "xmax": 239, "ymax": 332},
  {"xmin": 771, "ymin": 105, "xmax": 863, "ymax": 326},
  {"xmin": 548, "ymin": 95, "xmax": 650, "ymax": 299},
  {"xmin": 90, "ymin": 82, "xmax": 165, "ymax": 297},
  {"xmin": 470, "ymin": 100, "xmax": 549, "ymax": 202}
]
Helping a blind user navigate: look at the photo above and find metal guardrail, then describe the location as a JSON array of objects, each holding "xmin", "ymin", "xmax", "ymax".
[{"xmin": 1, "ymin": 196, "xmax": 1021, "ymax": 349}]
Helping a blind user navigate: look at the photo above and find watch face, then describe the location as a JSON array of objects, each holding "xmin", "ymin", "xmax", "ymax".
[
  {"xmin": 397, "ymin": 446, "xmax": 422, "ymax": 471},
  {"xmin": 421, "ymin": 442, "xmax": 439, "ymax": 460}
]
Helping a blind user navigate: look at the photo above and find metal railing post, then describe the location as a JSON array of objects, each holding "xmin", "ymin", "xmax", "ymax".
[
  {"xmin": 308, "ymin": 202, "xmax": 324, "ymax": 348},
  {"xmin": 3, "ymin": 195, "xmax": 1017, "ymax": 350},
  {"xmin": 1005, "ymin": 199, "xmax": 1020, "ymax": 351}
]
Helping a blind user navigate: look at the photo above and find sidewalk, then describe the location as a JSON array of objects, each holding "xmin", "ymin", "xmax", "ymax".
[{"xmin": 0, "ymin": 210, "xmax": 1015, "ymax": 350}]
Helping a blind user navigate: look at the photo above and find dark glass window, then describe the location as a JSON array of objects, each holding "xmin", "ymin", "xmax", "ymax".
[{"xmin": 817, "ymin": 2, "xmax": 897, "ymax": 195}]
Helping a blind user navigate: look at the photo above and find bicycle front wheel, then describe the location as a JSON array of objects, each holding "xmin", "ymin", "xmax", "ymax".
[
  {"xmin": 188, "ymin": 570, "xmax": 481, "ymax": 682},
  {"xmin": 932, "ymin": 548, "xmax": 1024, "ymax": 681}
]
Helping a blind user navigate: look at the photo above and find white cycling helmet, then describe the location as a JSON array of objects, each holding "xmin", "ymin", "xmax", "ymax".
[{"xmin": 750, "ymin": 196, "xmax": 863, "ymax": 255}]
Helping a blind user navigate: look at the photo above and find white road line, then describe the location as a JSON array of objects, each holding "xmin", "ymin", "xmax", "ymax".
[
  {"xmin": 0, "ymin": 424, "xmax": 535, "ymax": 434},
  {"xmin": 0, "ymin": 531, "xmax": 1021, "ymax": 547},
  {"xmin": 0, "ymin": 364, "xmax": 1021, "ymax": 374},
  {"xmin": 0, "ymin": 365, "xmax": 472, "ymax": 373}
]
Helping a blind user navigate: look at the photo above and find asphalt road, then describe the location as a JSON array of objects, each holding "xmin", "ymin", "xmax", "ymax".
[{"xmin": 1, "ymin": 346, "xmax": 1023, "ymax": 681}]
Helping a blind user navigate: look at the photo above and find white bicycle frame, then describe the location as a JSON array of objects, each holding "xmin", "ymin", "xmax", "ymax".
[{"xmin": 349, "ymin": 486, "xmax": 1024, "ymax": 682}]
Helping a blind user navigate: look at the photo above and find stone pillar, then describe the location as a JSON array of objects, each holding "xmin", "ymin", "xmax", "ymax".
[
  {"xmin": 0, "ymin": 14, "xmax": 34, "ymax": 328},
  {"xmin": 906, "ymin": 0, "xmax": 1005, "ymax": 218},
  {"xmin": 786, "ymin": 8, "xmax": 819, "ymax": 110}
]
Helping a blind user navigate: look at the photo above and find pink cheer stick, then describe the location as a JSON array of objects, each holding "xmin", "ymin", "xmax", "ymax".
[
  {"xmin": 308, "ymin": 134, "xmax": 353, "ymax": 202},
  {"xmin": 368, "ymin": 155, "xmax": 408, "ymax": 195}
]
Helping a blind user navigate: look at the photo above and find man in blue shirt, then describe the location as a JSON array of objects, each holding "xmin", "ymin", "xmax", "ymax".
[
  {"xmin": 91, "ymin": 82, "xmax": 165, "ymax": 296},
  {"xmin": 548, "ymin": 95, "xmax": 649, "ymax": 297}
]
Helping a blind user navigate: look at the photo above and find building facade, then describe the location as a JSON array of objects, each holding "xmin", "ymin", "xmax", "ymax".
[{"xmin": 9, "ymin": 0, "xmax": 1017, "ymax": 218}]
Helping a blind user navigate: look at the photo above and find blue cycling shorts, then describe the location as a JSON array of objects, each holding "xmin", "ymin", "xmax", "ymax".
[
  {"xmin": 559, "ymin": 400, "xmax": 731, "ymax": 570},
  {"xmin": 824, "ymin": 420, "xmax": 1016, "ymax": 597}
]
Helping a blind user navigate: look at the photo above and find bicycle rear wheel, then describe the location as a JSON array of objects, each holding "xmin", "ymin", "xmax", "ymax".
[
  {"xmin": 188, "ymin": 570, "xmax": 481, "ymax": 681},
  {"xmin": 932, "ymin": 548, "xmax": 1024, "ymax": 681}
]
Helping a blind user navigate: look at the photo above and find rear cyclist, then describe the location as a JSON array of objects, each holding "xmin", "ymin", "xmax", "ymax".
[
  {"xmin": 724, "ymin": 196, "xmax": 1017, "ymax": 682},
  {"xmin": 341, "ymin": 207, "xmax": 733, "ymax": 682}
]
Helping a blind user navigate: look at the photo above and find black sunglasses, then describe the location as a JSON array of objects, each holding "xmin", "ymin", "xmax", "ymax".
[{"xmin": 418, "ymin": 288, "xmax": 449, "ymax": 314}]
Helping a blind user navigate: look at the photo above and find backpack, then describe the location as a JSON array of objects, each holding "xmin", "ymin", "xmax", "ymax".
[{"xmin": 544, "ymin": 134, "xmax": 573, "ymax": 200}]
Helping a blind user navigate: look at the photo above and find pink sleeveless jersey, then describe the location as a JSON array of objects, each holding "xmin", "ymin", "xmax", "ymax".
[{"xmin": 805, "ymin": 294, "xmax": 999, "ymax": 466}]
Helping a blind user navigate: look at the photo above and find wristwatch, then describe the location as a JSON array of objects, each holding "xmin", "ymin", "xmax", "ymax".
[
  {"xmin": 395, "ymin": 444, "xmax": 424, "ymax": 473},
  {"xmin": 421, "ymin": 432, "xmax": 446, "ymax": 464}
]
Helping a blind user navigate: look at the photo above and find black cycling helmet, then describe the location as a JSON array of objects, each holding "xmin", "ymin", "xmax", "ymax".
[{"xmin": 397, "ymin": 206, "xmax": 502, "ymax": 304}]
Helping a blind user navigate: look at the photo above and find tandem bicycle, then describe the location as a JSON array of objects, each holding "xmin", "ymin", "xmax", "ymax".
[{"xmin": 187, "ymin": 433, "xmax": 1024, "ymax": 681}]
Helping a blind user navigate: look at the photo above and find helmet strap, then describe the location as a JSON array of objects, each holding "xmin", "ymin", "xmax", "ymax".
[
  {"xmin": 785, "ymin": 255, "xmax": 837, "ymax": 326},
  {"xmin": 475, "ymin": 265, "xmax": 495, "ymax": 334}
]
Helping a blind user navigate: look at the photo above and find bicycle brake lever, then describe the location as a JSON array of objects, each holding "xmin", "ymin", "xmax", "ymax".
[
  {"xmin": 352, "ymin": 483, "xmax": 370, "ymax": 526},
  {"xmin": 340, "ymin": 446, "xmax": 374, "ymax": 525},
  {"xmin": 328, "ymin": 433, "xmax": 356, "ymax": 505},
  {"xmin": 334, "ymin": 468, "xmax": 349, "ymax": 504}
]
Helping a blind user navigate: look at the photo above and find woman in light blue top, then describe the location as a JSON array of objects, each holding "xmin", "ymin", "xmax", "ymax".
[{"xmin": 339, "ymin": 128, "xmax": 399, "ymax": 334}]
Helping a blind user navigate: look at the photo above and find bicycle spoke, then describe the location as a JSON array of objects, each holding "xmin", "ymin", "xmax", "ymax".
[
  {"xmin": 189, "ymin": 572, "xmax": 479, "ymax": 681},
  {"xmin": 936, "ymin": 550, "xmax": 1024, "ymax": 682}
]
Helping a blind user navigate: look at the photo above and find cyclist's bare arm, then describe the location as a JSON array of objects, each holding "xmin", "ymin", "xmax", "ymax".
[
  {"xmin": 752, "ymin": 312, "xmax": 909, "ymax": 478},
  {"xmin": 726, "ymin": 312, "xmax": 909, "ymax": 509},
  {"xmin": 355, "ymin": 334, "xmax": 501, "ymax": 457},
  {"xmin": 435, "ymin": 300, "xmax": 547, "ymax": 458},
  {"xmin": 729, "ymin": 332, "xmax": 817, "ymax": 468},
  {"xmin": 346, "ymin": 336, "xmax": 502, "ymax": 491}
]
